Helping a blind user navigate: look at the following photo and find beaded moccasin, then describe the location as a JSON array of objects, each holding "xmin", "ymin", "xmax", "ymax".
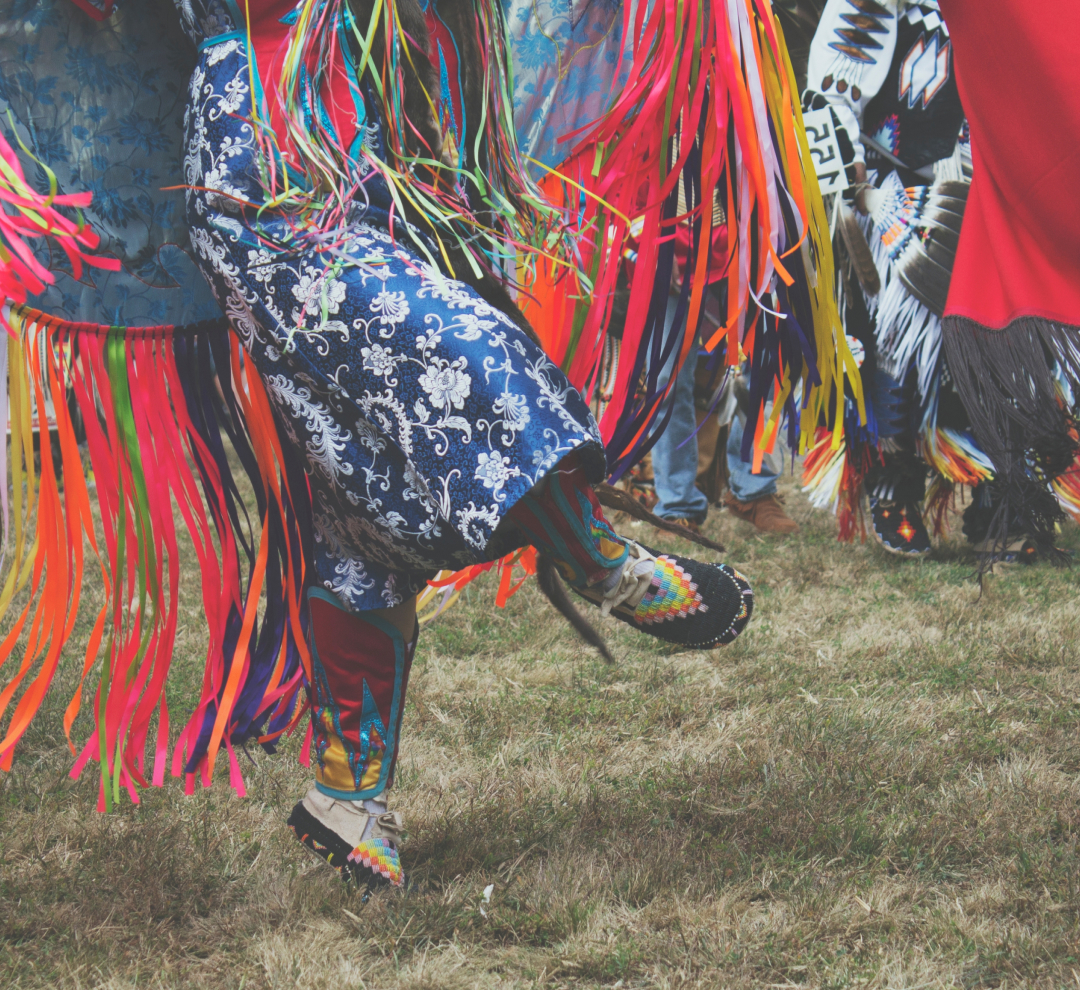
[
  {"xmin": 574, "ymin": 542, "xmax": 753, "ymax": 649},
  {"xmin": 869, "ymin": 497, "xmax": 931, "ymax": 557},
  {"xmin": 288, "ymin": 787, "xmax": 405, "ymax": 889}
]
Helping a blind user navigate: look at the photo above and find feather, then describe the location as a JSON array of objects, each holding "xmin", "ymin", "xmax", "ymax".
[
  {"xmin": 838, "ymin": 201, "xmax": 881, "ymax": 297},
  {"xmin": 894, "ymin": 179, "xmax": 969, "ymax": 316},
  {"xmin": 593, "ymin": 483, "xmax": 726, "ymax": 553},
  {"xmin": 536, "ymin": 553, "xmax": 614, "ymax": 663}
]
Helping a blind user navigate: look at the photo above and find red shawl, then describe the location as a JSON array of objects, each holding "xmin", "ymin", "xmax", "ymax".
[
  {"xmin": 939, "ymin": 0, "xmax": 1080, "ymax": 329},
  {"xmin": 937, "ymin": 0, "xmax": 1080, "ymax": 558}
]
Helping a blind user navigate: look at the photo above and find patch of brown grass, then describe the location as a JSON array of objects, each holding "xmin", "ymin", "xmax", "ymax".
[{"xmin": 2, "ymin": 474, "xmax": 1080, "ymax": 988}]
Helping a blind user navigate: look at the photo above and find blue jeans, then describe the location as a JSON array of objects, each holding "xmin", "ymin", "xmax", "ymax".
[
  {"xmin": 726, "ymin": 413, "xmax": 778, "ymax": 502},
  {"xmin": 651, "ymin": 299, "xmax": 778, "ymax": 519},
  {"xmin": 652, "ymin": 333, "xmax": 710, "ymax": 522}
]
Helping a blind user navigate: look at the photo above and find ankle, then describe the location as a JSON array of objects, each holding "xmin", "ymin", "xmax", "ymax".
[
  {"xmin": 303, "ymin": 786, "xmax": 397, "ymax": 848},
  {"xmin": 597, "ymin": 559, "xmax": 627, "ymax": 595},
  {"xmin": 361, "ymin": 793, "xmax": 388, "ymax": 840},
  {"xmin": 588, "ymin": 541, "xmax": 658, "ymax": 615}
]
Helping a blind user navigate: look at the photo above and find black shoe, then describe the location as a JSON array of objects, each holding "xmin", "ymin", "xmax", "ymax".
[{"xmin": 869, "ymin": 498, "xmax": 931, "ymax": 557}]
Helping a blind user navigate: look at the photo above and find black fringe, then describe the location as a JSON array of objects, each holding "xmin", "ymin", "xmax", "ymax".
[
  {"xmin": 536, "ymin": 553, "xmax": 614, "ymax": 663},
  {"xmin": 942, "ymin": 315, "xmax": 1080, "ymax": 566}
]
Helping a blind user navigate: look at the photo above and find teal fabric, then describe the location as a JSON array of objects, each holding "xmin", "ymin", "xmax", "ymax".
[
  {"xmin": 503, "ymin": 0, "xmax": 631, "ymax": 174},
  {"xmin": 0, "ymin": 0, "xmax": 220, "ymax": 325}
]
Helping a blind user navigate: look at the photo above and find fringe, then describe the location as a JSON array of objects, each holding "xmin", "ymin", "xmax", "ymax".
[
  {"xmin": 258, "ymin": 0, "xmax": 564, "ymax": 287},
  {"xmin": 861, "ymin": 172, "xmax": 944, "ymax": 406},
  {"xmin": 0, "ymin": 129, "xmax": 119, "ymax": 317},
  {"xmin": 918, "ymin": 426, "xmax": 994, "ymax": 488},
  {"xmin": 941, "ymin": 315, "xmax": 1080, "ymax": 559},
  {"xmin": 1053, "ymin": 456, "xmax": 1080, "ymax": 524},
  {"xmin": 801, "ymin": 426, "xmax": 871, "ymax": 542},
  {"xmin": 801, "ymin": 427, "xmax": 846, "ymax": 516},
  {"xmin": 520, "ymin": 1, "xmax": 860, "ymax": 478},
  {"xmin": 426, "ymin": 545, "xmax": 538, "ymax": 610},
  {"xmin": 0, "ymin": 308, "xmax": 311, "ymax": 809}
]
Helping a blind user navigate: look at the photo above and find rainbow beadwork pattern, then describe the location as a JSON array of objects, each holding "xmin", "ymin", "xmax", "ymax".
[
  {"xmin": 633, "ymin": 557, "xmax": 707, "ymax": 625},
  {"xmin": 348, "ymin": 837, "xmax": 404, "ymax": 887}
]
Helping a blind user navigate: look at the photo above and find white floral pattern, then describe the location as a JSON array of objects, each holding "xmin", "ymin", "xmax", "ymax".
[{"xmin": 180, "ymin": 24, "xmax": 603, "ymax": 611}]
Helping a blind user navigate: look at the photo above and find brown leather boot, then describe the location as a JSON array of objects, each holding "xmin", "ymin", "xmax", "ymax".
[
  {"xmin": 652, "ymin": 517, "xmax": 702, "ymax": 541},
  {"xmin": 724, "ymin": 493, "xmax": 799, "ymax": 535}
]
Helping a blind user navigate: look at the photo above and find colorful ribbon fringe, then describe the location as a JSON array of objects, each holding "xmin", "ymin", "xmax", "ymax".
[
  {"xmin": 522, "ymin": 0, "xmax": 860, "ymax": 478},
  {"xmin": 1053, "ymin": 461, "xmax": 1080, "ymax": 524},
  {"xmin": 253, "ymin": 0, "xmax": 570, "ymax": 300},
  {"xmin": 0, "ymin": 308, "xmax": 310, "ymax": 809},
  {"xmin": 802, "ymin": 420, "xmax": 997, "ymax": 543},
  {"xmin": 801, "ymin": 426, "xmax": 872, "ymax": 542},
  {"xmin": 0, "ymin": 127, "xmax": 119, "ymax": 321},
  {"xmin": 0, "ymin": 0, "xmax": 870, "ymax": 792}
]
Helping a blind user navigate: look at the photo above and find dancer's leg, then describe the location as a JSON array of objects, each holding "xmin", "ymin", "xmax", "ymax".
[
  {"xmin": 651, "ymin": 299, "xmax": 709, "ymax": 524},
  {"xmin": 288, "ymin": 590, "xmax": 418, "ymax": 888},
  {"xmin": 723, "ymin": 411, "xmax": 798, "ymax": 535},
  {"xmin": 506, "ymin": 459, "xmax": 629, "ymax": 587},
  {"xmin": 866, "ymin": 437, "xmax": 932, "ymax": 556}
]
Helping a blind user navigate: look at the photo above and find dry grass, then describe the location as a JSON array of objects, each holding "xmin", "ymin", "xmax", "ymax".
[{"xmin": 3, "ymin": 473, "xmax": 1080, "ymax": 989}]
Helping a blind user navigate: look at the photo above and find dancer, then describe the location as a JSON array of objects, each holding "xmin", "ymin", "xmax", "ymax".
[
  {"xmin": 934, "ymin": 0, "xmax": 1080, "ymax": 557},
  {"xmin": 650, "ymin": 302, "xmax": 799, "ymax": 536},
  {"xmin": 799, "ymin": 0, "xmax": 1035, "ymax": 556},
  {"xmin": 0, "ymin": 0, "xmax": 839, "ymax": 892}
]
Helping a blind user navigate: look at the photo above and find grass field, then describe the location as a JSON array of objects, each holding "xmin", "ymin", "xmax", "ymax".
[{"xmin": 2, "ymin": 472, "xmax": 1080, "ymax": 989}]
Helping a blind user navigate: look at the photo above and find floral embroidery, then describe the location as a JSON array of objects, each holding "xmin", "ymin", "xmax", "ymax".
[
  {"xmin": 475, "ymin": 452, "xmax": 519, "ymax": 494},
  {"xmin": 418, "ymin": 357, "xmax": 471, "ymax": 409}
]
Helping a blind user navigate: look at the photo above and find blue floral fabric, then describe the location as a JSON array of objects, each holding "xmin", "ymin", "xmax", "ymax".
[
  {"xmin": 180, "ymin": 8, "xmax": 604, "ymax": 610},
  {"xmin": 0, "ymin": 0, "xmax": 220, "ymax": 325},
  {"xmin": 503, "ymin": 0, "xmax": 631, "ymax": 174}
]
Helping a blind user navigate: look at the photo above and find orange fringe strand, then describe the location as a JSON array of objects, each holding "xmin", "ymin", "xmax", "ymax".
[{"xmin": 0, "ymin": 308, "xmax": 310, "ymax": 809}]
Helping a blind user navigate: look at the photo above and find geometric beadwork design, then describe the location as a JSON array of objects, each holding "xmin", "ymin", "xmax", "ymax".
[
  {"xmin": 633, "ymin": 556, "xmax": 707, "ymax": 625},
  {"xmin": 348, "ymin": 837, "xmax": 404, "ymax": 887},
  {"xmin": 828, "ymin": 0, "xmax": 892, "ymax": 66}
]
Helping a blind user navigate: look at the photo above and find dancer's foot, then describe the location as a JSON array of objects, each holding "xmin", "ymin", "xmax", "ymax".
[
  {"xmin": 574, "ymin": 541, "xmax": 753, "ymax": 649},
  {"xmin": 869, "ymin": 497, "xmax": 931, "ymax": 556},
  {"xmin": 724, "ymin": 493, "xmax": 799, "ymax": 535},
  {"xmin": 288, "ymin": 787, "xmax": 404, "ymax": 888}
]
